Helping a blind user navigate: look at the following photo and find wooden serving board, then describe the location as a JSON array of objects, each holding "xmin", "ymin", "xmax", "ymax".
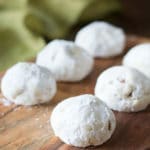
[{"xmin": 0, "ymin": 35, "xmax": 150, "ymax": 150}]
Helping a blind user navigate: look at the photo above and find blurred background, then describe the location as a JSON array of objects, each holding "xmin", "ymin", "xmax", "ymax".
[{"xmin": 0, "ymin": 0, "xmax": 150, "ymax": 71}]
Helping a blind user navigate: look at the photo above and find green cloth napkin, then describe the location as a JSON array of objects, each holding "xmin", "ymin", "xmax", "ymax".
[
  {"xmin": 0, "ymin": 0, "xmax": 27, "ymax": 9},
  {"xmin": 0, "ymin": 10, "xmax": 45, "ymax": 71},
  {"xmin": 0, "ymin": 0, "xmax": 120, "ymax": 71},
  {"xmin": 26, "ymin": 0, "xmax": 120, "ymax": 39}
]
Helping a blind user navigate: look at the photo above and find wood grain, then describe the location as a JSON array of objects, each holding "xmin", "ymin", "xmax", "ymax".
[{"xmin": 0, "ymin": 35, "xmax": 150, "ymax": 150}]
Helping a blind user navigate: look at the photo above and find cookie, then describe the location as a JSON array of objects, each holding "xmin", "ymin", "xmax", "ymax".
[
  {"xmin": 75, "ymin": 21, "xmax": 125, "ymax": 58},
  {"xmin": 51, "ymin": 94, "xmax": 116, "ymax": 147},
  {"xmin": 1, "ymin": 62, "xmax": 57, "ymax": 105},
  {"xmin": 36, "ymin": 40, "xmax": 94, "ymax": 81},
  {"xmin": 95, "ymin": 66, "xmax": 150, "ymax": 112},
  {"xmin": 123, "ymin": 43, "xmax": 150, "ymax": 78}
]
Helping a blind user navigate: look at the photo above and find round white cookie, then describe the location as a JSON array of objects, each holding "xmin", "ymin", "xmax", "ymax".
[
  {"xmin": 36, "ymin": 40, "xmax": 94, "ymax": 82},
  {"xmin": 1, "ymin": 62, "xmax": 57, "ymax": 105},
  {"xmin": 75, "ymin": 21, "xmax": 126, "ymax": 58},
  {"xmin": 123, "ymin": 43, "xmax": 150, "ymax": 78},
  {"xmin": 51, "ymin": 94, "xmax": 116, "ymax": 147},
  {"xmin": 95, "ymin": 66, "xmax": 150, "ymax": 112}
]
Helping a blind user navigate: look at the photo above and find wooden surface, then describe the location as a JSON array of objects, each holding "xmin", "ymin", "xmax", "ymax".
[{"xmin": 0, "ymin": 35, "xmax": 150, "ymax": 150}]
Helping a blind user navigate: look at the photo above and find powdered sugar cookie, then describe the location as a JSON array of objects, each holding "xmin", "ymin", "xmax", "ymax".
[
  {"xmin": 36, "ymin": 40, "xmax": 94, "ymax": 82},
  {"xmin": 1, "ymin": 62, "xmax": 57, "ymax": 105},
  {"xmin": 51, "ymin": 94, "xmax": 116, "ymax": 147},
  {"xmin": 123, "ymin": 43, "xmax": 150, "ymax": 78},
  {"xmin": 95, "ymin": 66, "xmax": 150, "ymax": 112},
  {"xmin": 75, "ymin": 21, "xmax": 125, "ymax": 58}
]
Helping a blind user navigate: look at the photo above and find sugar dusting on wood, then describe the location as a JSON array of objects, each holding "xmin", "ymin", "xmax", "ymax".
[
  {"xmin": 0, "ymin": 112, "xmax": 4, "ymax": 116},
  {"xmin": 14, "ymin": 107, "xmax": 21, "ymax": 111}
]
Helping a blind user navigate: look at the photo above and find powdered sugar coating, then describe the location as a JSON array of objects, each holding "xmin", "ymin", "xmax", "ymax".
[
  {"xmin": 123, "ymin": 43, "xmax": 150, "ymax": 78},
  {"xmin": 95, "ymin": 66, "xmax": 150, "ymax": 112},
  {"xmin": 1, "ymin": 62, "xmax": 57, "ymax": 105},
  {"xmin": 51, "ymin": 94, "xmax": 116, "ymax": 147},
  {"xmin": 36, "ymin": 40, "xmax": 94, "ymax": 82},
  {"xmin": 75, "ymin": 21, "xmax": 126, "ymax": 58}
]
